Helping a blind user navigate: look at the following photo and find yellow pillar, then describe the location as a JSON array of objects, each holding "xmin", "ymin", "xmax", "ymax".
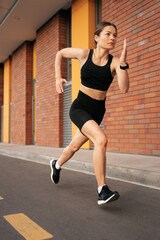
[
  {"xmin": 33, "ymin": 42, "xmax": 36, "ymax": 143},
  {"xmin": 71, "ymin": 0, "xmax": 95, "ymax": 148},
  {"xmin": 3, "ymin": 58, "xmax": 12, "ymax": 142}
]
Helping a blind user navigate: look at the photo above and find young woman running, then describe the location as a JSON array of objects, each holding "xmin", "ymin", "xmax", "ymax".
[{"xmin": 50, "ymin": 21, "xmax": 129, "ymax": 205}]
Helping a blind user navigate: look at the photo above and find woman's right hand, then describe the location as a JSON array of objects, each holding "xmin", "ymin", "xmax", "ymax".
[{"xmin": 56, "ymin": 78, "xmax": 68, "ymax": 93}]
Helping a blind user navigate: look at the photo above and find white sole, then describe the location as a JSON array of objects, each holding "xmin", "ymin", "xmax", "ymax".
[
  {"xmin": 98, "ymin": 193, "xmax": 119, "ymax": 205},
  {"xmin": 50, "ymin": 159, "xmax": 54, "ymax": 183}
]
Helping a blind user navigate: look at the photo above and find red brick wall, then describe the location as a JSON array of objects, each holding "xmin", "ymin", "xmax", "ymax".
[
  {"xmin": 26, "ymin": 43, "xmax": 33, "ymax": 144},
  {"xmin": 36, "ymin": 10, "xmax": 67, "ymax": 147},
  {"xmin": 102, "ymin": 0, "xmax": 160, "ymax": 155},
  {"xmin": 59, "ymin": 11, "xmax": 68, "ymax": 145},
  {"xmin": 0, "ymin": 64, "xmax": 4, "ymax": 141},
  {"xmin": 11, "ymin": 42, "xmax": 33, "ymax": 144}
]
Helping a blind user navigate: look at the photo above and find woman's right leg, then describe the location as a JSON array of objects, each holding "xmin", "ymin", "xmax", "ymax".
[
  {"xmin": 58, "ymin": 129, "xmax": 88, "ymax": 167},
  {"xmin": 50, "ymin": 130, "xmax": 88, "ymax": 184}
]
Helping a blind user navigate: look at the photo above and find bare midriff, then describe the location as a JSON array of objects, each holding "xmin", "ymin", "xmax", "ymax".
[{"xmin": 80, "ymin": 84, "xmax": 107, "ymax": 100}]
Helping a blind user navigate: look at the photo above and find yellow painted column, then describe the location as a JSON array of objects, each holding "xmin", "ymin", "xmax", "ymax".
[
  {"xmin": 4, "ymin": 213, "xmax": 53, "ymax": 239},
  {"xmin": 33, "ymin": 42, "xmax": 36, "ymax": 143},
  {"xmin": 71, "ymin": 0, "xmax": 95, "ymax": 149},
  {"xmin": 3, "ymin": 58, "xmax": 12, "ymax": 143}
]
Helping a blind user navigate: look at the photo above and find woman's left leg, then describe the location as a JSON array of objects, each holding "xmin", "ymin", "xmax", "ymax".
[
  {"xmin": 81, "ymin": 120, "xmax": 108, "ymax": 187},
  {"xmin": 81, "ymin": 120, "xmax": 120, "ymax": 204}
]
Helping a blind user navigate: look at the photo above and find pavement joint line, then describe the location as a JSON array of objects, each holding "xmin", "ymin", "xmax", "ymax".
[
  {"xmin": 63, "ymin": 166, "xmax": 160, "ymax": 190},
  {"xmin": 0, "ymin": 149, "xmax": 160, "ymax": 190}
]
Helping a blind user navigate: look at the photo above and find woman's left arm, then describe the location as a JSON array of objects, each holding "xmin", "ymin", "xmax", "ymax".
[{"xmin": 114, "ymin": 39, "xmax": 130, "ymax": 94}]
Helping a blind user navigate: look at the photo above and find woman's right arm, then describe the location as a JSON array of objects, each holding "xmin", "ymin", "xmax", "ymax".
[{"xmin": 55, "ymin": 48, "xmax": 88, "ymax": 93}]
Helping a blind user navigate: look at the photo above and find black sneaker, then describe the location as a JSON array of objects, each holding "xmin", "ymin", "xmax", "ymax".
[
  {"xmin": 50, "ymin": 160, "xmax": 61, "ymax": 184},
  {"xmin": 98, "ymin": 185, "xmax": 120, "ymax": 205}
]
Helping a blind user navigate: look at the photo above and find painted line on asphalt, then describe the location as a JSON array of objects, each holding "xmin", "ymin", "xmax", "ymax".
[{"xmin": 4, "ymin": 213, "xmax": 53, "ymax": 240}]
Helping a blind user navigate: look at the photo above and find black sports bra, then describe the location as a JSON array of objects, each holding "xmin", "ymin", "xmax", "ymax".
[{"xmin": 81, "ymin": 49, "xmax": 113, "ymax": 91}]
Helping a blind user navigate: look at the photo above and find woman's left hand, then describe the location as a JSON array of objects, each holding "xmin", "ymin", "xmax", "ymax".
[{"xmin": 120, "ymin": 39, "xmax": 127, "ymax": 63}]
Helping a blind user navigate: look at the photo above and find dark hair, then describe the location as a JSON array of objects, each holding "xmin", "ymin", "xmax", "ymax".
[{"xmin": 94, "ymin": 21, "xmax": 117, "ymax": 43}]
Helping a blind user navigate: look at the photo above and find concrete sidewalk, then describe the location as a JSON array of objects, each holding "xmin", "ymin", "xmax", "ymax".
[{"xmin": 0, "ymin": 142, "xmax": 159, "ymax": 190}]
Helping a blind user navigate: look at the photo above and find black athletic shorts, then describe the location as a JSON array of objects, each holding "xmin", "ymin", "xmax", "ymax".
[{"xmin": 69, "ymin": 90, "xmax": 106, "ymax": 134}]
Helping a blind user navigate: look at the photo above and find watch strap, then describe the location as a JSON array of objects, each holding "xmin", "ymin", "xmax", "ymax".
[{"xmin": 120, "ymin": 62, "xmax": 129, "ymax": 70}]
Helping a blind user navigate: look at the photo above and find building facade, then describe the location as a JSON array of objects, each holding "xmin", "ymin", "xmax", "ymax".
[{"xmin": 0, "ymin": 0, "xmax": 159, "ymax": 155}]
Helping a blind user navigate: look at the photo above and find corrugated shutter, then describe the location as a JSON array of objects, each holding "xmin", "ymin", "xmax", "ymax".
[
  {"xmin": 63, "ymin": 9, "xmax": 72, "ymax": 147},
  {"xmin": 63, "ymin": 81, "xmax": 72, "ymax": 147}
]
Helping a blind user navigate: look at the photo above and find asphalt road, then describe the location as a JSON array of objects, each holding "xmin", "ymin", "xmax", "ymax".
[{"xmin": 0, "ymin": 154, "xmax": 160, "ymax": 240}]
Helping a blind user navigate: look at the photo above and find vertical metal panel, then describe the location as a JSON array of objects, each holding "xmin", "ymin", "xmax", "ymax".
[
  {"xmin": 63, "ymin": 9, "xmax": 72, "ymax": 147},
  {"xmin": 63, "ymin": 82, "xmax": 72, "ymax": 147},
  {"xmin": 95, "ymin": 0, "xmax": 102, "ymax": 25}
]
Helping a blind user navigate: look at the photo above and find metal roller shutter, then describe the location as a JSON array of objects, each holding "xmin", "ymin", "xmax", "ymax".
[
  {"xmin": 63, "ymin": 9, "xmax": 72, "ymax": 147},
  {"xmin": 63, "ymin": 81, "xmax": 72, "ymax": 147}
]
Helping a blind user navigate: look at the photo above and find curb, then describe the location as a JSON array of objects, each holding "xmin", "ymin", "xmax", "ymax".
[{"xmin": 0, "ymin": 149, "xmax": 160, "ymax": 190}]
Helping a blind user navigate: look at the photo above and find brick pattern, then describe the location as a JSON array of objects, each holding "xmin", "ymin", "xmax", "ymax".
[
  {"xmin": 11, "ymin": 42, "xmax": 33, "ymax": 144},
  {"xmin": 0, "ymin": 64, "xmax": 4, "ymax": 141},
  {"xmin": 102, "ymin": 0, "xmax": 160, "ymax": 154},
  {"xmin": 59, "ymin": 11, "xmax": 67, "ymax": 145},
  {"xmin": 26, "ymin": 43, "xmax": 33, "ymax": 144},
  {"xmin": 36, "ymin": 10, "xmax": 67, "ymax": 147}
]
